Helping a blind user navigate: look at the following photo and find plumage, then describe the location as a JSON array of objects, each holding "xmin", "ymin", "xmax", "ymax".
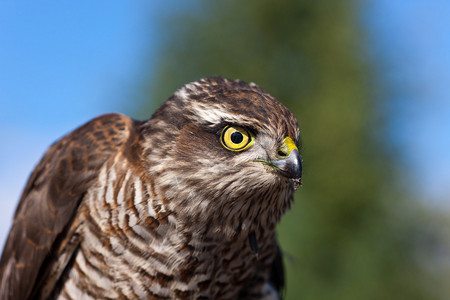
[{"xmin": 0, "ymin": 77, "xmax": 301, "ymax": 299}]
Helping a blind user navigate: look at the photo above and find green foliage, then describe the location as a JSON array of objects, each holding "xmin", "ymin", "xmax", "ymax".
[{"xmin": 137, "ymin": 0, "xmax": 442, "ymax": 299}]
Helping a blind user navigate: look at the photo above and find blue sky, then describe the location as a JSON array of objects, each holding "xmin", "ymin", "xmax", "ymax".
[
  {"xmin": 366, "ymin": 0, "xmax": 450, "ymax": 203},
  {"xmin": 0, "ymin": 1, "xmax": 161, "ymax": 247},
  {"xmin": 0, "ymin": 1, "xmax": 449, "ymax": 249}
]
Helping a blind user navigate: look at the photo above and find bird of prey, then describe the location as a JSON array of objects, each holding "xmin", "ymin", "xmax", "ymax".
[{"xmin": 0, "ymin": 77, "xmax": 302, "ymax": 299}]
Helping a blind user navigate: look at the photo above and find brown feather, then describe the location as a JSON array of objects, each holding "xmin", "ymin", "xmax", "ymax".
[{"xmin": 0, "ymin": 113, "xmax": 135, "ymax": 300}]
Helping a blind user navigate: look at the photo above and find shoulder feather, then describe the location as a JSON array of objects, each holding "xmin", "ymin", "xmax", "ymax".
[{"xmin": 0, "ymin": 113, "xmax": 137, "ymax": 300}]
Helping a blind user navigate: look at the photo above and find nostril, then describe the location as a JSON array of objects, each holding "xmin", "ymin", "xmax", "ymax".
[{"xmin": 277, "ymin": 150, "xmax": 287, "ymax": 157}]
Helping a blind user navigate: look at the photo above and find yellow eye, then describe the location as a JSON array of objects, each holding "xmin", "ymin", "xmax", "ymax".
[{"xmin": 220, "ymin": 125, "xmax": 254, "ymax": 151}]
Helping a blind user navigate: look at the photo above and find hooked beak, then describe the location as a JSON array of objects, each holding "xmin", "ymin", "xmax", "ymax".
[
  {"xmin": 271, "ymin": 148, "xmax": 302, "ymax": 180},
  {"xmin": 271, "ymin": 137, "xmax": 302, "ymax": 181},
  {"xmin": 256, "ymin": 137, "xmax": 302, "ymax": 185}
]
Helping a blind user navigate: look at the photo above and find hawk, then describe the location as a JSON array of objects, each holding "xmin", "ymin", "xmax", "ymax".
[{"xmin": 0, "ymin": 77, "xmax": 302, "ymax": 299}]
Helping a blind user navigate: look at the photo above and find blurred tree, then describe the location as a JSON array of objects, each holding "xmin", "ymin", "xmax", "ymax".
[{"xmin": 136, "ymin": 0, "xmax": 441, "ymax": 299}]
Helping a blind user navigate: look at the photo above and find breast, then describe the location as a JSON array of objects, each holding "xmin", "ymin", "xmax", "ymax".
[{"xmin": 52, "ymin": 162, "xmax": 278, "ymax": 299}]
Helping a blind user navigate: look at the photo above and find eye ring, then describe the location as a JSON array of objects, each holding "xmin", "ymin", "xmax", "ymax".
[{"xmin": 220, "ymin": 125, "xmax": 254, "ymax": 152}]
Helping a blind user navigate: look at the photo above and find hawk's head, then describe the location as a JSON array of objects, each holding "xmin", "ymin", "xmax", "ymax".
[{"xmin": 144, "ymin": 77, "xmax": 301, "ymax": 236}]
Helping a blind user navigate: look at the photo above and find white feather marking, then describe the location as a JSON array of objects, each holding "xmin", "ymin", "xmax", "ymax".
[
  {"xmin": 133, "ymin": 177, "xmax": 148, "ymax": 215},
  {"xmin": 63, "ymin": 277, "xmax": 91, "ymax": 300},
  {"xmin": 75, "ymin": 251, "xmax": 117, "ymax": 296},
  {"xmin": 168, "ymin": 214, "xmax": 177, "ymax": 226},
  {"xmin": 190, "ymin": 103, "xmax": 241, "ymax": 126},
  {"xmin": 174, "ymin": 86, "xmax": 190, "ymax": 101},
  {"xmin": 98, "ymin": 165, "xmax": 107, "ymax": 186},
  {"xmin": 105, "ymin": 168, "xmax": 116, "ymax": 206}
]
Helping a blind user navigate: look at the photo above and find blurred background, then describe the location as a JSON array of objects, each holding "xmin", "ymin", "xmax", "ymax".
[{"xmin": 1, "ymin": 1, "xmax": 449, "ymax": 299}]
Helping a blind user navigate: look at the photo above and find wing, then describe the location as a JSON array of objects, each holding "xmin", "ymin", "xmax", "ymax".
[
  {"xmin": 269, "ymin": 243, "xmax": 285, "ymax": 299},
  {"xmin": 0, "ymin": 113, "xmax": 139, "ymax": 300}
]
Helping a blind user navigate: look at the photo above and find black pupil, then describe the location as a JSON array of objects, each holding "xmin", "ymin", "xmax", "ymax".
[{"xmin": 231, "ymin": 131, "xmax": 244, "ymax": 144}]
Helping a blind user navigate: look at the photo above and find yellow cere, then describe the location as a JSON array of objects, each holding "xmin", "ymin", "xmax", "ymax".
[
  {"xmin": 278, "ymin": 137, "xmax": 298, "ymax": 157},
  {"xmin": 221, "ymin": 125, "xmax": 254, "ymax": 151}
]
